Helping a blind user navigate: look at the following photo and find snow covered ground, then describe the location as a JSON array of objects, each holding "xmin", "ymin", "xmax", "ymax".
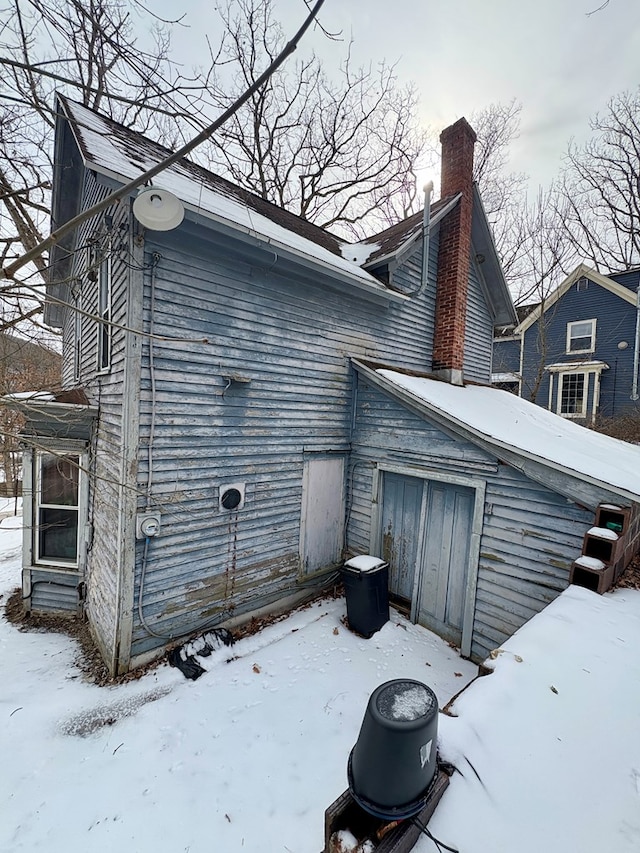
[
  {"xmin": 0, "ymin": 512, "xmax": 474, "ymax": 853},
  {"xmin": 2, "ymin": 507, "xmax": 640, "ymax": 853},
  {"xmin": 434, "ymin": 583, "xmax": 640, "ymax": 853}
]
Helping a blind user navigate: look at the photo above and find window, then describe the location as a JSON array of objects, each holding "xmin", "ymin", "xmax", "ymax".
[
  {"xmin": 566, "ymin": 319, "xmax": 596, "ymax": 354},
  {"xmin": 559, "ymin": 372, "xmax": 586, "ymax": 417},
  {"xmin": 36, "ymin": 452, "xmax": 80, "ymax": 565},
  {"xmin": 97, "ymin": 247, "xmax": 112, "ymax": 372}
]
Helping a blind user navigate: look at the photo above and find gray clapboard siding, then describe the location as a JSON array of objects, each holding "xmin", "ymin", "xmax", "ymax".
[
  {"xmin": 473, "ymin": 466, "xmax": 593, "ymax": 660},
  {"xmin": 348, "ymin": 380, "xmax": 596, "ymax": 663},
  {"xmin": 57, "ymin": 172, "xmax": 135, "ymax": 659},
  {"xmin": 127, "ymin": 224, "xmax": 447, "ymax": 656},
  {"xmin": 30, "ymin": 569, "xmax": 79, "ymax": 612},
  {"xmin": 464, "ymin": 253, "xmax": 493, "ymax": 383}
]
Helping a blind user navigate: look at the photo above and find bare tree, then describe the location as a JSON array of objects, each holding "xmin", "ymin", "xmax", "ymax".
[
  {"xmin": 503, "ymin": 186, "xmax": 576, "ymax": 403},
  {"xmin": 470, "ymin": 100, "xmax": 530, "ymax": 285},
  {"xmin": 0, "ymin": 0, "xmax": 213, "ymax": 332},
  {"xmin": 0, "ymin": 334, "xmax": 61, "ymax": 489},
  {"xmin": 204, "ymin": 0, "xmax": 430, "ymax": 238},
  {"xmin": 558, "ymin": 87, "xmax": 640, "ymax": 272}
]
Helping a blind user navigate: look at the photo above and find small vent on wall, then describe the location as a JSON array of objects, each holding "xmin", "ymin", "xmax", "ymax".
[
  {"xmin": 577, "ymin": 277, "xmax": 589, "ymax": 292},
  {"xmin": 219, "ymin": 482, "xmax": 245, "ymax": 512}
]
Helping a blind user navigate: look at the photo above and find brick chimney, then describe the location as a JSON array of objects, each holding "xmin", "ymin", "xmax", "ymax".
[{"xmin": 432, "ymin": 117, "xmax": 477, "ymax": 385}]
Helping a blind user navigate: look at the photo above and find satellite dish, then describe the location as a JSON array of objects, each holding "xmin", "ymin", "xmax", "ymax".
[{"xmin": 132, "ymin": 188, "xmax": 185, "ymax": 231}]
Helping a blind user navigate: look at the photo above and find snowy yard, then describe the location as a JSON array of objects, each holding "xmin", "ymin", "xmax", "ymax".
[
  {"xmin": 2, "ymin": 506, "xmax": 640, "ymax": 853},
  {"xmin": 0, "ymin": 511, "xmax": 474, "ymax": 853}
]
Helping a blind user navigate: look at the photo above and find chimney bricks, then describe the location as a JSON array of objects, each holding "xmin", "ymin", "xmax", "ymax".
[{"xmin": 432, "ymin": 118, "xmax": 477, "ymax": 385}]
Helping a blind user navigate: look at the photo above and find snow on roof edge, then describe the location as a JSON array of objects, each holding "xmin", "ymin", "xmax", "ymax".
[
  {"xmin": 61, "ymin": 98, "xmax": 404, "ymax": 302},
  {"xmin": 354, "ymin": 361, "xmax": 640, "ymax": 503}
]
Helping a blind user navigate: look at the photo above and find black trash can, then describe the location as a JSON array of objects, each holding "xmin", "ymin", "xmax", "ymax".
[
  {"xmin": 348, "ymin": 679, "xmax": 439, "ymax": 820},
  {"xmin": 341, "ymin": 555, "xmax": 390, "ymax": 639}
]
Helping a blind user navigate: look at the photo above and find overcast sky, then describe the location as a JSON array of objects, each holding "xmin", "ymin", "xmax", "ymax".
[{"xmin": 164, "ymin": 0, "xmax": 640, "ymax": 191}]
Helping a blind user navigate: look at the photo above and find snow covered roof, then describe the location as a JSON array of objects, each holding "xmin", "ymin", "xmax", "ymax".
[
  {"xmin": 358, "ymin": 195, "xmax": 460, "ymax": 267},
  {"xmin": 546, "ymin": 360, "xmax": 608, "ymax": 371},
  {"xmin": 56, "ymin": 95, "xmax": 403, "ymax": 302},
  {"xmin": 356, "ymin": 362, "xmax": 640, "ymax": 502}
]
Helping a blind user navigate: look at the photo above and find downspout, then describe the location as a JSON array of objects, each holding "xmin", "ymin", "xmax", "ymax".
[
  {"xmin": 406, "ymin": 182, "xmax": 434, "ymax": 298},
  {"xmin": 631, "ymin": 279, "xmax": 640, "ymax": 401}
]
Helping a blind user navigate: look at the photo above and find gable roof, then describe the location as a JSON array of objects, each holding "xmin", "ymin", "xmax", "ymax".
[
  {"xmin": 361, "ymin": 185, "xmax": 515, "ymax": 327},
  {"xmin": 358, "ymin": 195, "xmax": 460, "ymax": 267},
  {"xmin": 54, "ymin": 95, "xmax": 405, "ymax": 304},
  {"xmin": 353, "ymin": 359, "xmax": 640, "ymax": 504},
  {"xmin": 515, "ymin": 263, "xmax": 638, "ymax": 334}
]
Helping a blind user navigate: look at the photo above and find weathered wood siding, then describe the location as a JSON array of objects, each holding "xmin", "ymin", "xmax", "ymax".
[
  {"xmin": 348, "ymin": 379, "xmax": 597, "ymax": 662},
  {"xmin": 388, "ymin": 236, "xmax": 439, "ymax": 362},
  {"xmin": 59, "ymin": 172, "xmax": 135, "ymax": 663},
  {"xmin": 129, "ymin": 222, "xmax": 442, "ymax": 657},
  {"xmin": 30, "ymin": 568, "xmax": 79, "ymax": 612},
  {"xmin": 474, "ymin": 465, "xmax": 593, "ymax": 661},
  {"xmin": 463, "ymin": 254, "xmax": 494, "ymax": 383}
]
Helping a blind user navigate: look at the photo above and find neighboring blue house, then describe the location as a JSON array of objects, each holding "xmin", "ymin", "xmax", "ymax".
[
  {"xmin": 493, "ymin": 264, "xmax": 640, "ymax": 422},
  {"xmin": 11, "ymin": 97, "xmax": 640, "ymax": 676}
]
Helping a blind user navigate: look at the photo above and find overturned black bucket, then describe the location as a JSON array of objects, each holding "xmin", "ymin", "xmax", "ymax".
[{"xmin": 348, "ymin": 679, "xmax": 439, "ymax": 820}]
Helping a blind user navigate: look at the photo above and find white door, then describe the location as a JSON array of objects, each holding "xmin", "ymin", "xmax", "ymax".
[{"xmin": 300, "ymin": 455, "xmax": 345, "ymax": 574}]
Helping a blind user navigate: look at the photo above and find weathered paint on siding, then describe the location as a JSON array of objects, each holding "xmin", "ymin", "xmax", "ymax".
[
  {"xmin": 389, "ymin": 236, "xmax": 439, "ymax": 362},
  {"xmin": 128, "ymin": 221, "xmax": 443, "ymax": 657},
  {"xmin": 58, "ymin": 172, "xmax": 136, "ymax": 665},
  {"xmin": 348, "ymin": 379, "xmax": 597, "ymax": 662},
  {"xmin": 463, "ymin": 253, "xmax": 493, "ymax": 383},
  {"xmin": 473, "ymin": 464, "xmax": 593, "ymax": 661}
]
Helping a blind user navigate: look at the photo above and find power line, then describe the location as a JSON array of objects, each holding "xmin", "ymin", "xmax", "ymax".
[{"xmin": 1, "ymin": 0, "xmax": 326, "ymax": 283}]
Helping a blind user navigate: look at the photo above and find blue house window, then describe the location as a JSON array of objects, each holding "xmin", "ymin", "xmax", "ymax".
[
  {"xmin": 566, "ymin": 319, "xmax": 596, "ymax": 354},
  {"xmin": 559, "ymin": 373, "xmax": 586, "ymax": 417}
]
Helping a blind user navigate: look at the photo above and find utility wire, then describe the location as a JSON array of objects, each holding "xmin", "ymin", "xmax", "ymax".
[{"xmin": 1, "ymin": 0, "xmax": 326, "ymax": 282}]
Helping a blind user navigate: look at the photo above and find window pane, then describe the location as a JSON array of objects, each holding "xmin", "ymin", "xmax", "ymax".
[
  {"xmin": 40, "ymin": 454, "xmax": 79, "ymax": 506},
  {"xmin": 38, "ymin": 507, "xmax": 78, "ymax": 561},
  {"xmin": 560, "ymin": 374, "xmax": 585, "ymax": 414},
  {"xmin": 569, "ymin": 336, "xmax": 591, "ymax": 352},
  {"xmin": 572, "ymin": 321, "xmax": 592, "ymax": 337},
  {"xmin": 568, "ymin": 321, "xmax": 594, "ymax": 351}
]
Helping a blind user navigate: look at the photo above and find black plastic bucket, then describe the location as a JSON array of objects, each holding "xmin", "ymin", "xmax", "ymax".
[
  {"xmin": 348, "ymin": 679, "xmax": 439, "ymax": 819},
  {"xmin": 341, "ymin": 556, "xmax": 389, "ymax": 639}
]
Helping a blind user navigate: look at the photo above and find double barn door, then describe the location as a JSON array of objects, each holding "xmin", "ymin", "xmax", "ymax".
[{"xmin": 379, "ymin": 471, "xmax": 477, "ymax": 650}]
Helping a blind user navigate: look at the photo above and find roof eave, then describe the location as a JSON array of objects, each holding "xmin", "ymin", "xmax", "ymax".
[
  {"xmin": 352, "ymin": 359, "xmax": 640, "ymax": 505},
  {"xmin": 471, "ymin": 185, "xmax": 517, "ymax": 327},
  {"xmin": 66, "ymin": 158, "xmax": 406, "ymax": 306},
  {"xmin": 515, "ymin": 263, "xmax": 638, "ymax": 334}
]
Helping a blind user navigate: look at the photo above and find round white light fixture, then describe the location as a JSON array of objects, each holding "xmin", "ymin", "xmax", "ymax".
[{"xmin": 132, "ymin": 188, "xmax": 185, "ymax": 231}]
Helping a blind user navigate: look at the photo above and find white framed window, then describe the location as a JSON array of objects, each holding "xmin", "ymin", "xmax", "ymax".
[
  {"xmin": 547, "ymin": 361, "xmax": 608, "ymax": 423},
  {"xmin": 35, "ymin": 451, "xmax": 81, "ymax": 566},
  {"xmin": 566, "ymin": 319, "xmax": 596, "ymax": 354},
  {"xmin": 97, "ymin": 245, "xmax": 112, "ymax": 372},
  {"xmin": 558, "ymin": 372, "xmax": 586, "ymax": 417}
]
